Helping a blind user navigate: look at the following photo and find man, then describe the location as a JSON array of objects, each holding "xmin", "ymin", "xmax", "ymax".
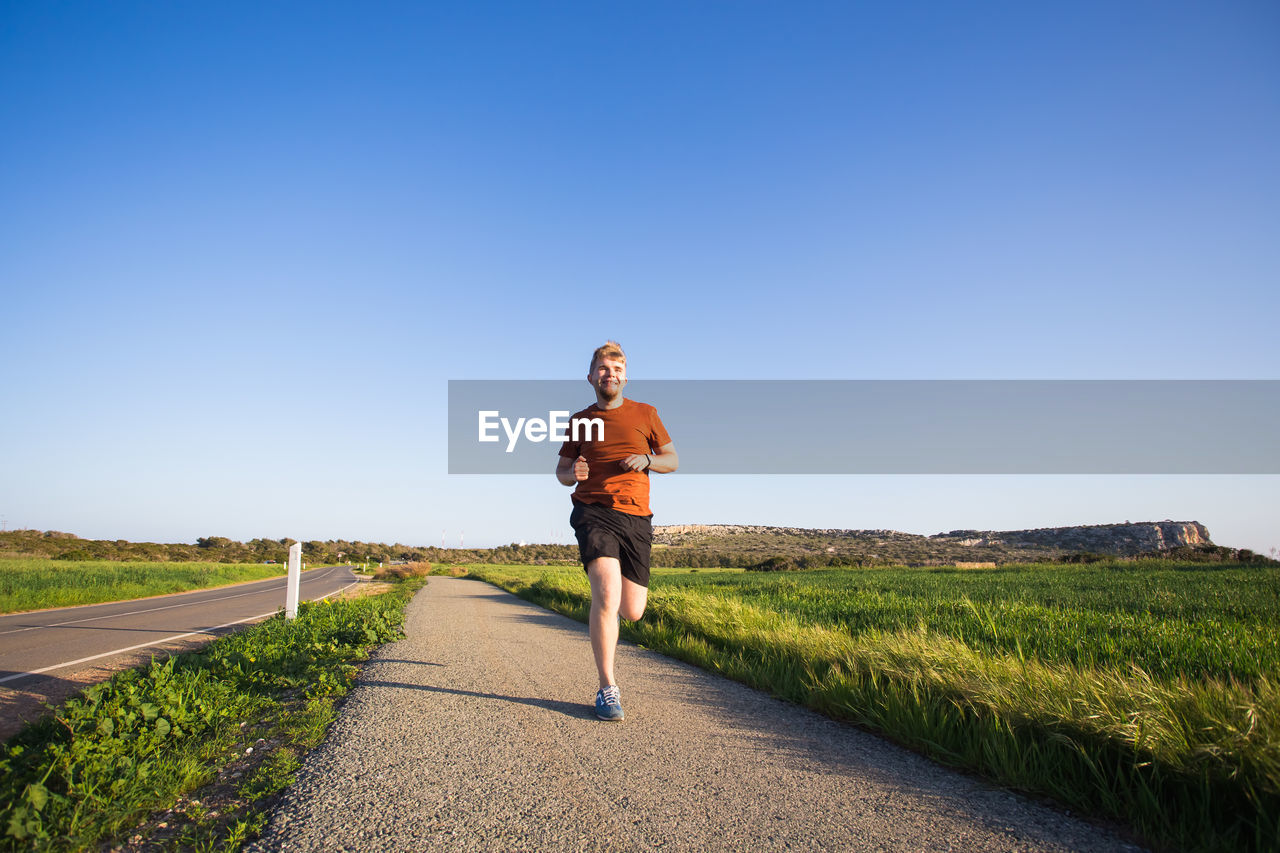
[{"xmin": 556, "ymin": 341, "xmax": 678, "ymax": 721}]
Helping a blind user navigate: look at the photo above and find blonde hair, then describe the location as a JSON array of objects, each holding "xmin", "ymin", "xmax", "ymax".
[{"xmin": 590, "ymin": 340, "xmax": 626, "ymax": 372}]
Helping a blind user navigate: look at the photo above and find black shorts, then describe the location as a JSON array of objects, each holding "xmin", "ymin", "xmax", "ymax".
[{"xmin": 569, "ymin": 501, "xmax": 653, "ymax": 588}]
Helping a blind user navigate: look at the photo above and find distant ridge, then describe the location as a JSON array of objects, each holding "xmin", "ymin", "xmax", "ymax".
[
  {"xmin": 653, "ymin": 520, "xmax": 1213, "ymax": 562},
  {"xmin": 3, "ymin": 521, "xmax": 1250, "ymax": 569}
]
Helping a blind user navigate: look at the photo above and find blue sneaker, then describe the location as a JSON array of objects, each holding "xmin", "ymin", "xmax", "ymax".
[{"xmin": 595, "ymin": 685, "xmax": 624, "ymax": 721}]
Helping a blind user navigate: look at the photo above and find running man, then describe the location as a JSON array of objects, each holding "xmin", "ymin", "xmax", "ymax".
[{"xmin": 556, "ymin": 341, "xmax": 678, "ymax": 721}]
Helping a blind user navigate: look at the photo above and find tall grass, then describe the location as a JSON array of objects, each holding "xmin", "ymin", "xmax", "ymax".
[
  {"xmin": 467, "ymin": 562, "xmax": 1280, "ymax": 853},
  {"xmin": 0, "ymin": 559, "xmax": 288, "ymax": 613},
  {"xmin": 657, "ymin": 562, "xmax": 1280, "ymax": 680}
]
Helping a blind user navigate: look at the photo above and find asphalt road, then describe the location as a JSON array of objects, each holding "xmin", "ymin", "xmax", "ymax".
[
  {"xmin": 0, "ymin": 564, "xmax": 358, "ymax": 691},
  {"xmin": 250, "ymin": 577, "xmax": 1144, "ymax": 852}
]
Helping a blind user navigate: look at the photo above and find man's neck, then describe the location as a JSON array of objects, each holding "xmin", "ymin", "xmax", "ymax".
[{"xmin": 594, "ymin": 394, "xmax": 626, "ymax": 411}]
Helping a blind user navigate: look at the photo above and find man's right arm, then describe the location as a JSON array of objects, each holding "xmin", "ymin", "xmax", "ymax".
[{"xmin": 556, "ymin": 454, "xmax": 589, "ymax": 486}]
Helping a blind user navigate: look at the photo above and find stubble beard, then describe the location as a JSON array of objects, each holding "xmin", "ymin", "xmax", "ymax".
[{"xmin": 596, "ymin": 380, "xmax": 623, "ymax": 404}]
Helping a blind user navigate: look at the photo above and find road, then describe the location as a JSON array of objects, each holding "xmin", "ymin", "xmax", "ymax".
[
  {"xmin": 250, "ymin": 577, "xmax": 1143, "ymax": 852},
  {"xmin": 0, "ymin": 565, "xmax": 358, "ymax": 738}
]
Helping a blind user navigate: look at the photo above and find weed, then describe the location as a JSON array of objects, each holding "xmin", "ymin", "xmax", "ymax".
[
  {"xmin": 238, "ymin": 748, "xmax": 301, "ymax": 801},
  {"xmin": 277, "ymin": 699, "xmax": 337, "ymax": 750}
]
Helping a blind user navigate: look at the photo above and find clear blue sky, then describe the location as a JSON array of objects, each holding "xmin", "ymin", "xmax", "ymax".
[{"xmin": 2, "ymin": 1, "xmax": 1277, "ymax": 553}]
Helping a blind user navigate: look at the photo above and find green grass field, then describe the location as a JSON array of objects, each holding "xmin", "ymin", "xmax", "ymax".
[
  {"xmin": 466, "ymin": 561, "xmax": 1280, "ymax": 853},
  {"xmin": 0, "ymin": 559, "xmax": 288, "ymax": 614}
]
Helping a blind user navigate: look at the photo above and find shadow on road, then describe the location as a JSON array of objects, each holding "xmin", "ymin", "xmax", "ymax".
[
  {"xmin": 358, "ymin": 680, "xmax": 593, "ymax": 720},
  {"xmin": 0, "ymin": 670, "xmax": 79, "ymax": 690},
  {"xmin": 496, "ymin": 609, "xmax": 589, "ymax": 634},
  {"xmin": 0, "ymin": 671, "xmax": 95, "ymax": 741},
  {"xmin": 369, "ymin": 658, "xmax": 445, "ymax": 667},
  {"xmin": 1, "ymin": 623, "xmax": 225, "ymax": 636}
]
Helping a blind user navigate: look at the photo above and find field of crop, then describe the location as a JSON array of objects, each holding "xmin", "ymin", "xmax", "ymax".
[
  {"xmin": 0, "ymin": 559, "xmax": 288, "ymax": 614},
  {"xmin": 467, "ymin": 561, "xmax": 1280, "ymax": 853}
]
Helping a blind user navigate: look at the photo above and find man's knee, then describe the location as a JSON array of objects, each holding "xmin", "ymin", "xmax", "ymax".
[
  {"xmin": 595, "ymin": 597, "xmax": 622, "ymax": 620},
  {"xmin": 619, "ymin": 602, "xmax": 646, "ymax": 622},
  {"xmin": 618, "ymin": 581, "xmax": 648, "ymax": 622}
]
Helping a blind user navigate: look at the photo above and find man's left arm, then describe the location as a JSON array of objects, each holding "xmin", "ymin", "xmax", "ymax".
[
  {"xmin": 648, "ymin": 442, "xmax": 678, "ymax": 473},
  {"xmin": 621, "ymin": 442, "xmax": 678, "ymax": 473}
]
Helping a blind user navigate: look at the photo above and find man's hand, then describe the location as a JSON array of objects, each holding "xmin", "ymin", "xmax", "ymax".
[
  {"xmin": 573, "ymin": 455, "xmax": 590, "ymax": 481},
  {"xmin": 620, "ymin": 454, "xmax": 650, "ymax": 473}
]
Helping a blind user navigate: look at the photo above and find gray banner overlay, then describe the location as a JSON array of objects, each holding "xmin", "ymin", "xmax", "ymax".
[{"xmin": 447, "ymin": 380, "xmax": 1279, "ymax": 474}]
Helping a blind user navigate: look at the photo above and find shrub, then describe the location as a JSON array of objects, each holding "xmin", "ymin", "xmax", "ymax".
[
  {"xmin": 373, "ymin": 561, "xmax": 432, "ymax": 581},
  {"xmin": 752, "ymin": 555, "xmax": 799, "ymax": 572}
]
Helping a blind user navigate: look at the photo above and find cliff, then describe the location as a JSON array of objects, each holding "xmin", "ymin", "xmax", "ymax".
[
  {"xmin": 652, "ymin": 520, "xmax": 1215, "ymax": 563},
  {"xmin": 934, "ymin": 521, "xmax": 1211, "ymax": 557}
]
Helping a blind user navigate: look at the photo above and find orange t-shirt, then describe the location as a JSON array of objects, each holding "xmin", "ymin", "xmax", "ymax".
[{"xmin": 558, "ymin": 398, "xmax": 671, "ymax": 517}]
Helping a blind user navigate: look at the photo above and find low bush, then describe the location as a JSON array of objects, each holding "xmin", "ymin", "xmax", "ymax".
[{"xmin": 751, "ymin": 555, "xmax": 802, "ymax": 572}]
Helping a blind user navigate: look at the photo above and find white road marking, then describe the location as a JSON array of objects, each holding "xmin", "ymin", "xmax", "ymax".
[
  {"xmin": 0, "ymin": 566, "xmax": 343, "ymax": 636},
  {"xmin": 0, "ymin": 580, "xmax": 359, "ymax": 686}
]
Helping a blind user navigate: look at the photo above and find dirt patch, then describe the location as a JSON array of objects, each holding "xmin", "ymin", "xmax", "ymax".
[{"xmin": 334, "ymin": 581, "xmax": 396, "ymax": 600}]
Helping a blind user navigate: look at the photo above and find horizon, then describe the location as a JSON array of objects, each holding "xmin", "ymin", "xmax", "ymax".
[{"xmin": 0, "ymin": 516, "xmax": 1244, "ymax": 553}]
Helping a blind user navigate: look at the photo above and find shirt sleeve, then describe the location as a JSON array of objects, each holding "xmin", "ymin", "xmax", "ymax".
[{"xmin": 648, "ymin": 407, "xmax": 672, "ymax": 451}]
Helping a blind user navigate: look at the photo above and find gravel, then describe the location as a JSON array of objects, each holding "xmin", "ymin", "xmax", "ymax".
[{"xmin": 248, "ymin": 577, "xmax": 1146, "ymax": 852}]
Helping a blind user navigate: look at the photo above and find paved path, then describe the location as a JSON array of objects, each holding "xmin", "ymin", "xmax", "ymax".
[{"xmin": 251, "ymin": 577, "xmax": 1142, "ymax": 852}]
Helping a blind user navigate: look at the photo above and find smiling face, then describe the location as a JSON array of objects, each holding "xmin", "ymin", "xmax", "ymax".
[{"xmin": 589, "ymin": 355, "xmax": 627, "ymax": 405}]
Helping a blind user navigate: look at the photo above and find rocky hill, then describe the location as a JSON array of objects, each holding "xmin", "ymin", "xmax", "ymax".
[
  {"xmin": 935, "ymin": 521, "xmax": 1210, "ymax": 556},
  {"xmin": 653, "ymin": 520, "xmax": 1214, "ymax": 564}
]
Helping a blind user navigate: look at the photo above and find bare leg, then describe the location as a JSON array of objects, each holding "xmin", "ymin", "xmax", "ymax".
[
  {"xmin": 587, "ymin": 558, "xmax": 622, "ymax": 689},
  {"xmin": 619, "ymin": 574, "xmax": 649, "ymax": 623},
  {"xmin": 587, "ymin": 558, "xmax": 650, "ymax": 689}
]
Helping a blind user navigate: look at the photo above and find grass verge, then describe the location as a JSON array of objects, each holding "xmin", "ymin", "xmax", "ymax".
[
  {"xmin": 0, "ymin": 580, "xmax": 422, "ymax": 851},
  {"xmin": 0, "ymin": 559, "xmax": 291, "ymax": 614},
  {"xmin": 464, "ymin": 563, "xmax": 1278, "ymax": 853}
]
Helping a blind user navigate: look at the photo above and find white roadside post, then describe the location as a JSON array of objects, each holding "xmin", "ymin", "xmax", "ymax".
[{"xmin": 286, "ymin": 541, "xmax": 302, "ymax": 619}]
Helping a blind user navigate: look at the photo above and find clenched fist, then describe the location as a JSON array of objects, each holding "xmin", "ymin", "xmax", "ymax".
[
  {"xmin": 573, "ymin": 455, "xmax": 590, "ymax": 482},
  {"xmin": 620, "ymin": 453, "xmax": 651, "ymax": 472}
]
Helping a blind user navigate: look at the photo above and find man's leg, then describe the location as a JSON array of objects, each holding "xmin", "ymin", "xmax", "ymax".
[
  {"xmin": 587, "ymin": 557, "xmax": 623, "ymax": 689},
  {"xmin": 619, "ymin": 575, "xmax": 649, "ymax": 623},
  {"xmin": 587, "ymin": 558, "xmax": 650, "ymax": 688}
]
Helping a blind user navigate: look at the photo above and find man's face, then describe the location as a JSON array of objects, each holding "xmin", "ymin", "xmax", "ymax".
[{"xmin": 589, "ymin": 356, "xmax": 627, "ymax": 401}]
